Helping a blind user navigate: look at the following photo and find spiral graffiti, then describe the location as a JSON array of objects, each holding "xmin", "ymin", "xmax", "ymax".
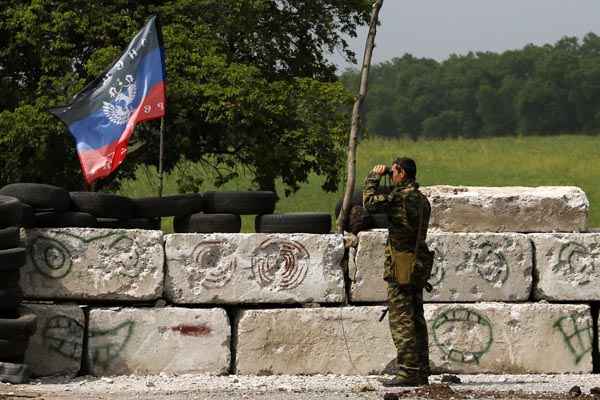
[
  {"xmin": 251, "ymin": 239, "xmax": 310, "ymax": 290},
  {"xmin": 190, "ymin": 241, "xmax": 236, "ymax": 289},
  {"xmin": 29, "ymin": 236, "xmax": 73, "ymax": 279}
]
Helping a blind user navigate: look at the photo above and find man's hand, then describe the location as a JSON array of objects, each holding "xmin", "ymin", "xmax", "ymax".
[{"xmin": 372, "ymin": 164, "xmax": 387, "ymax": 176}]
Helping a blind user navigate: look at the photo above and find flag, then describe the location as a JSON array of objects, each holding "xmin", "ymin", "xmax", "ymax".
[{"xmin": 49, "ymin": 16, "xmax": 166, "ymax": 184}]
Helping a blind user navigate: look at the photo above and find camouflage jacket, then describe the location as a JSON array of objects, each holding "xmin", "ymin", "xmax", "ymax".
[{"xmin": 362, "ymin": 171, "xmax": 431, "ymax": 253}]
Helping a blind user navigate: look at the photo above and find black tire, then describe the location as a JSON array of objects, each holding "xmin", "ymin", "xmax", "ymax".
[
  {"xmin": 173, "ymin": 213, "xmax": 241, "ymax": 233},
  {"xmin": 203, "ymin": 191, "xmax": 276, "ymax": 215},
  {"xmin": 0, "ymin": 288, "xmax": 19, "ymax": 313},
  {"xmin": 0, "ymin": 248, "xmax": 26, "ymax": 272},
  {"xmin": 0, "ymin": 270, "xmax": 19, "ymax": 289},
  {"xmin": 96, "ymin": 218, "xmax": 122, "ymax": 229},
  {"xmin": 0, "ymin": 309, "xmax": 37, "ymax": 341},
  {"xmin": 0, "ymin": 183, "xmax": 70, "ymax": 212},
  {"xmin": 120, "ymin": 218, "xmax": 161, "ymax": 230},
  {"xmin": 34, "ymin": 211, "xmax": 98, "ymax": 228},
  {"xmin": 0, "ymin": 362, "xmax": 30, "ymax": 384},
  {"xmin": 0, "ymin": 339, "xmax": 28, "ymax": 363},
  {"xmin": 0, "ymin": 196, "xmax": 22, "ymax": 228},
  {"xmin": 255, "ymin": 213, "xmax": 332, "ymax": 234},
  {"xmin": 69, "ymin": 192, "xmax": 134, "ymax": 219},
  {"xmin": 20, "ymin": 204, "xmax": 35, "ymax": 228},
  {"xmin": 0, "ymin": 227, "xmax": 19, "ymax": 250},
  {"xmin": 133, "ymin": 194, "xmax": 204, "ymax": 218}
]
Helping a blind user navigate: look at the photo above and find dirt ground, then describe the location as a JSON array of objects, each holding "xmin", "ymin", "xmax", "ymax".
[{"xmin": 2, "ymin": 374, "xmax": 600, "ymax": 400}]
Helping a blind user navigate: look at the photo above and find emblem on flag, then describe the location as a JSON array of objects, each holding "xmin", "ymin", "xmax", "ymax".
[{"xmin": 103, "ymin": 75, "xmax": 137, "ymax": 125}]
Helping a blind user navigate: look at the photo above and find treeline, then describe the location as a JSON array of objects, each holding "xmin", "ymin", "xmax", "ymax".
[{"xmin": 340, "ymin": 33, "xmax": 600, "ymax": 139}]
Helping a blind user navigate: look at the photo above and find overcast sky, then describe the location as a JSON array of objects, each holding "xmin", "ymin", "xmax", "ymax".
[{"xmin": 331, "ymin": 0, "xmax": 600, "ymax": 71}]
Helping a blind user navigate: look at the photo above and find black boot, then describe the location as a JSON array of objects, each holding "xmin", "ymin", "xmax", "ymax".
[{"xmin": 379, "ymin": 375, "xmax": 427, "ymax": 387}]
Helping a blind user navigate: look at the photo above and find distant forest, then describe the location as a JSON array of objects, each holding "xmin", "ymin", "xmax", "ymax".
[{"xmin": 340, "ymin": 33, "xmax": 600, "ymax": 139}]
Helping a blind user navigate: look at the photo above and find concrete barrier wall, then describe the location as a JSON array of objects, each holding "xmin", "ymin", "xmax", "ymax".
[
  {"xmin": 531, "ymin": 233, "xmax": 600, "ymax": 300},
  {"xmin": 88, "ymin": 307, "xmax": 230, "ymax": 376},
  {"xmin": 24, "ymin": 303, "xmax": 594, "ymax": 376},
  {"xmin": 20, "ymin": 228, "xmax": 164, "ymax": 301},
  {"xmin": 164, "ymin": 233, "xmax": 345, "ymax": 304},
  {"xmin": 22, "ymin": 228, "xmax": 599, "ymax": 305},
  {"xmin": 24, "ymin": 304, "xmax": 84, "ymax": 377},
  {"xmin": 426, "ymin": 303, "xmax": 593, "ymax": 374},
  {"xmin": 423, "ymin": 186, "xmax": 588, "ymax": 232},
  {"xmin": 236, "ymin": 304, "xmax": 593, "ymax": 375},
  {"xmin": 15, "ymin": 184, "xmax": 600, "ymax": 377},
  {"xmin": 350, "ymin": 231, "xmax": 533, "ymax": 302}
]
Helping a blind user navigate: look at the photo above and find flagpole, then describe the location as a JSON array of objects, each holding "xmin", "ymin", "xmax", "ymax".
[{"xmin": 158, "ymin": 116, "xmax": 165, "ymax": 198}]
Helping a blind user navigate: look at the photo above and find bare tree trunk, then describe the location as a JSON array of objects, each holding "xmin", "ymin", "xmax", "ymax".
[{"xmin": 336, "ymin": 0, "xmax": 384, "ymax": 234}]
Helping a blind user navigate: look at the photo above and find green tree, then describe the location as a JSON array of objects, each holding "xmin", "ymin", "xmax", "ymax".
[
  {"xmin": 0, "ymin": 0, "xmax": 372, "ymax": 193},
  {"xmin": 341, "ymin": 34, "xmax": 600, "ymax": 139},
  {"xmin": 422, "ymin": 110, "xmax": 463, "ymax": 139}
]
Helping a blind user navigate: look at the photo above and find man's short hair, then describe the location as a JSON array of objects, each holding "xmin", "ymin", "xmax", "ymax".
[{"xmin": 393, "ymin": 157, "xmax": 417, "ymax": 181}]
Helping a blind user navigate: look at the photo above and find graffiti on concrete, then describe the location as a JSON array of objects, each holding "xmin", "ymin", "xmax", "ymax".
[
  {"xmin": 89, "ymin": 321, "xmax": 135, "ymax": 369},
  {"xmin": 553, "ymin": 242, "xmax": 594, "ymax": 284},
  {"xmin": 29, "ymin": 237, "xmax": 73, "ymax": 279},
  {"xmin": 554, "ymin": 314, "xmax": 593, "ymax": 365},
  {"xmin": 41, "ymin": 315, "xmax": 135, "ymax": 369},
  {"xmin": 250, "ymin": 239, "xmax": 310, "ymax": 290},
  {"xmin": 426, "ymin": 241, "xmax": 445, "ymax": 286},
  {"xmin": 432, "ymin": 307, "xmax": 493, "ymax": 365},
  {"xmin": 473, "ymin": 242, "xmax": 509, "ymax": 285},
  {"xmin": 159, "ymin": 324, "xmax": 212, "ymax": 337},
  {"xmin": 42, "ymin": 315, "xmax": 85, "ymax": 361},
  {"xmin": 27, "ymin": 231, "xmax": 143, "ymax": 280},
  {"xmin": 107, "ymin": 236, "xmax": 140, "ymax": 277},
  {"xmin": 428, "ymin": 240, "xmax": 510, "ymax": 288},
  {"xmin": 189, "ymin": 241, "xmax": 237, "ymax": 289}
]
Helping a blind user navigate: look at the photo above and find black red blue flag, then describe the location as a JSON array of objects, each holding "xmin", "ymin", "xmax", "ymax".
[{"xmin": 49, "ymin": 16, "xmax": 166, "ymax": 184}]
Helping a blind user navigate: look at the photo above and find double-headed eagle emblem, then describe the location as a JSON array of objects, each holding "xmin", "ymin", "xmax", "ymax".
[{"xmin": 102, "ymin": 75, "xmax": 137, "ymax": 125}]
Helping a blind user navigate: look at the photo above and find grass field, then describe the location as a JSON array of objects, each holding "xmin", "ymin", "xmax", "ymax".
[{"xmin": 119, "ymin": 135, "xmax": 600, "ymax": 231}]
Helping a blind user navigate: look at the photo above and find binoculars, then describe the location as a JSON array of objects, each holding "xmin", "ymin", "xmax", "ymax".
[{"xmin": 383, "ymin": 166, "xmax": 394, "ymax": 177}]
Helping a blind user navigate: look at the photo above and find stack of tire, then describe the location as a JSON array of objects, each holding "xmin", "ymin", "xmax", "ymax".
[
  {"xmin": 0, "ymin": 195, "xmax": 37, "ymax": 384},
  {"xmin": 173, "ymin": 191, "xmax": 332, "ymax": 234},
  {"xmin": 132, "ymin": 194, "xmax": 204, "ymax": 231},
  {"xmin": 335, "ymin": 189, "xmax": 389, "ymax": 234},
  {"xmin": 0, "ymin": 183, "xmax": 162, "ymax": 230},
  {"xmin": 70, "ymin": 191, "xmax": 160, "ymax": 230}
]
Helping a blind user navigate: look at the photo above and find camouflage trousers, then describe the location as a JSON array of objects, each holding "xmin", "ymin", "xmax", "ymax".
[{"xmin": 387, "ymin": 281, "xmax": 430, "ymax": 379}]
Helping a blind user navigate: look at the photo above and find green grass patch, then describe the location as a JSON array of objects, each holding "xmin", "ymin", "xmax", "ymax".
[{"xmin": 119, "ymin": 134, "xmax": 600, "ymax": 231}]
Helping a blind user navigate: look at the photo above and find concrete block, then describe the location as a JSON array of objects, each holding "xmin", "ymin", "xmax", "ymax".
[
  {"xmin": 423, "ymin": 186, "xmax": 588, "ymax": 232},
  {"xmin": 236, "ymin": 304, "xmax": 593, "ymax": 375},
  {"xmin": 23, "ymin": 304, "xmax": 85, "ymax": 377},
  {"xmin": 87, "ymin": 307, "xmax": 230, "ymax": 376},
  {"xmin": 164, "ymin": 233, "xmax": 346, "ymax": 304},
  {"xmin": 427, "ymin": 303, "xmax": 593, "ymax": 374},
  {"xmin": 350, "ymin": 231, "xmax": 533, "ymax": 302},
  {"xmin": 236, "ymin": 307, "xmax": 395, "ymax": 375},
  {"xmin": 531, "ymin": 233, "xmax": 600, "ymax": 300},
  {"xmin": 20, "ymin": 228, "xmax": 164, "ymax": 301}
]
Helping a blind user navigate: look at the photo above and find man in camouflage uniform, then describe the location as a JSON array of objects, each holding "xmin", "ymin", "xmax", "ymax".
[{"xmin": 363, "ymin": 157, "xmax": 431, "ymax": 387}]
